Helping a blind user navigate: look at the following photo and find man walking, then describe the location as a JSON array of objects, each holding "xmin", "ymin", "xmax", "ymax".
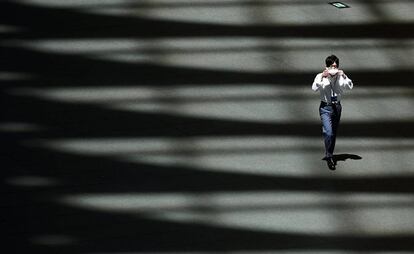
[{"xmin": 312, "ymin": 55, "xmax": 353, "ymax": 170}]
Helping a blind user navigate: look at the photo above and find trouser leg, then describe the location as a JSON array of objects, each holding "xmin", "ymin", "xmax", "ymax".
[
  {"xmin": 330, "ymin": 104, "xmax": 342, "ymax": 156},
  {"xmin": 319, "ymin": 104, "xmax": 342, "ymax": 158}
]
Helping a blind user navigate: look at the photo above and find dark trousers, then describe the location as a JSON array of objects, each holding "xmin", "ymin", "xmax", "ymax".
[{"xmin": 319, "ymin": 102, "xmax": 342, "ymax": 159}]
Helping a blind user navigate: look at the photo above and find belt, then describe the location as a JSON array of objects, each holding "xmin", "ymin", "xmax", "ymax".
[{"xmin": 321, "ymin": 101, "xmax": 341, "ymax": 106}]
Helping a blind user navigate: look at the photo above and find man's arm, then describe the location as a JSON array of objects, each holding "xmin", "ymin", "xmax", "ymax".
[
  {"xmin": 312, "ymin": 72, "xmax": 330, "ymax": 91},
  {"xmin": 338, "ymin": 70, "xmax": 353, "ymax": 90}
]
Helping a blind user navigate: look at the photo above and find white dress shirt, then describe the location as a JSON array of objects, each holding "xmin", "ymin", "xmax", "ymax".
[{"xmin": 312, "ymin": 73, "xmax": 353, "ymax": 103}]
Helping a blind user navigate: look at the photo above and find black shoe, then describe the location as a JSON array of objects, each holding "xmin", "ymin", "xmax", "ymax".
[{"xmin": 327, "ymin": 158, "xmax": 336, "ymax": 170}]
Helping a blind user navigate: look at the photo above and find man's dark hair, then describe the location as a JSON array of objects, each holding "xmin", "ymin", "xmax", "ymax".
[{"xmin": 325, "ymin": 55, "xmax": 339, "ymax": 67}]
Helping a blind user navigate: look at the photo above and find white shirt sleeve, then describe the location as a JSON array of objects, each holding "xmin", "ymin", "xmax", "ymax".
[
  {"xmin": 338, "ymin": 74, "xmax": 353, "ymax": 90},
  {"xmin": 312, "ymin": 73, "xmax": 330, "ymax": 92}
]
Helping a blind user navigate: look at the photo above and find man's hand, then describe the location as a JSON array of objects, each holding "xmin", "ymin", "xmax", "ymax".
[
  {"xmin": 338, "ymin": 70, "xmax": 347, "ymax": 78},
  {"xmin": 322, "ymin": 69, "xmax": 329, "ymax": 77}
]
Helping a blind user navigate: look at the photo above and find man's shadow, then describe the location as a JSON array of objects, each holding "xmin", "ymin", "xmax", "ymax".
[
  {"xmin": 322, "ymin": 154, "xmax": 362, "ymax": 165},
  {"xmin": 333, "ymin": 154, "xmax": 362, "ymax": 165}
]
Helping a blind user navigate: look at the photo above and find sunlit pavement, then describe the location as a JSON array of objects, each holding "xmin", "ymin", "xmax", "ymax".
[{"xmin": 1, "ymin": 0, "xmax": 414, "ymax": 253}]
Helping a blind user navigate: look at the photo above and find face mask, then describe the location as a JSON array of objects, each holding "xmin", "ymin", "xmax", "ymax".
[{"xmin": 328, "ymin": 68, "xmax": 338, "ymax": 76}]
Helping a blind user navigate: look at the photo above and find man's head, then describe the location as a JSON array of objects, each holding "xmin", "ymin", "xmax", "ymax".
[{"xmin": 325, "ymin": 55, "xmax": 339, "ymax": 68}]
